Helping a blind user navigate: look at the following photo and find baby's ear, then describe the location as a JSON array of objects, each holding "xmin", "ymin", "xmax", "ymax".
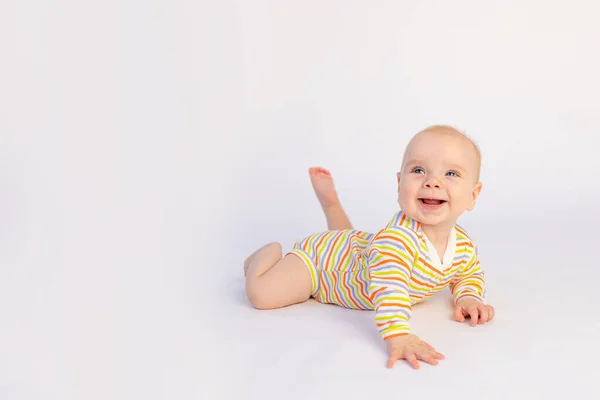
[
  {"xmin": 468, "ymin": 182, "xmax": 483, "ymax": 210},
  {"xmin": 396, "ymin": 171, "xmax": 401, "ymax": 184}
]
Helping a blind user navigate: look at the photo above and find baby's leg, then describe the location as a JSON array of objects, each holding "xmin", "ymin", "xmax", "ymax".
[
  {"xmin": 244, "ymin": 242, "xmax": 313, "ymax": 309},
  {"xmin": 309, "ymin": 167, "xmax": 353, "ymax": 230}
]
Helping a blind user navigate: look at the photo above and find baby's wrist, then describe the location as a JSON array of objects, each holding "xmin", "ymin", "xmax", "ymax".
[
  {"xmin": 385, "ymin": 334, "xmax": 409, "ymax": 348},
  {"xmin": 456, "ymin": 294, "xmax": 485, "ymax": 305}
]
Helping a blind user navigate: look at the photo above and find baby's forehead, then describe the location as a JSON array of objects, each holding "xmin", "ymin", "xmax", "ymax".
[
  {"xmin": 404, "ymin": 152, "xmax": 473, "ymax": 170},
  {"xmin": 403, "ymin": 130, "xmax": 481, "ymax": 173},
  {"xmin": 408, "ymin": 131, "xmax": 476, "ymax": 156}
]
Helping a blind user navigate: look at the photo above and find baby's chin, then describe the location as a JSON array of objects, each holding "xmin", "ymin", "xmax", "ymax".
[
  {"xmin": 418, "ymin": 216, "xmax": 454, "ymax": 228},
  {"xmin": 403, "ymin": 208, "xmax": 453, "ymax": 228}
]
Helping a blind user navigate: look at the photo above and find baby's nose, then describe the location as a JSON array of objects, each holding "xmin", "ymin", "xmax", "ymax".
[{"xmin": 424, "ymin": 178, "xmax": 442, "ymax": 188}]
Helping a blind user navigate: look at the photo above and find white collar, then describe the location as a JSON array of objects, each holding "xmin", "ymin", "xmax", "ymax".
[{"xmin": 422, "ymin": 226, "xmax": 456, "ymax": 271}]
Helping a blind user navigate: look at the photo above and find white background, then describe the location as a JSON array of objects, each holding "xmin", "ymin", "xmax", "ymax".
[{"xmin": 1, "ymin": 1, "xmax": 599, "ymax": 399}]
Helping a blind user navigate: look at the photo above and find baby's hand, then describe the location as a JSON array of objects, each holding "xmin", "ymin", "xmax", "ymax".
[
  {"xmin": 385, "ymin": 334, "xmax": 445, "ymax": 369},
  {"xmin": 454, "ymin": 299, "xmax": 495, "ymax": 326}
]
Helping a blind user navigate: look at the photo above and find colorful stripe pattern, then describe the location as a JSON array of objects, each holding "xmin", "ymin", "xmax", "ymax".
[
  {"xmin": 449, "ymin": 225, "xmax": 486, "ymax": 305},
  {"xmin": 288, "ymin": 211, "xmax": 486, "ymax": 341},
  {"xmin": 289, "ymin": 230, "xmax": 375, "ymax": 310}
]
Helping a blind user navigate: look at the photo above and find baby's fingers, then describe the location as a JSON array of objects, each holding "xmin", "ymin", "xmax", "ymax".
[
  {"xmin": 416, "ymin": 350, "xmax": 440, "ymax": 366},
  {"xmin": 477, "ymin": 306, "xmax": 489, "ymax": 324},
  {"xmin": 421, "ymin": 341, "xmax": 445, "ymax": 360},
  {"xmin": 468, "ymin": 307, "xmax": 479, "ymax": 326},
  {"xmin": 454, "ymin": 306, "xmax": 466, "ymax": 322},
  {"xmin": 387, "ymin": 349, "xmax": 404, "ymax": 369},
  {"xmin": 386, "ymin": 353, "xmax": 398, "ymax": 369},
  {"xmin": 488, "ymin": 305, "xmax": 496, "ymax": 321},
  {"xmin": 423, "ymin": 341, "xmax": 436, "ymax": 352},
  {"xmin": 405, "ymin": 352, "xmax": 420, "ymax": 369}
]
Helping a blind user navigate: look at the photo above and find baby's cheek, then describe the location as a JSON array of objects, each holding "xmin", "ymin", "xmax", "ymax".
[
  {"xmin": 398, "ymin": 187, "xmax": 415, "ymax": 202},
  {"xmin": 455, "ymin": 193, "xmax": 474, "ymax": 209}
]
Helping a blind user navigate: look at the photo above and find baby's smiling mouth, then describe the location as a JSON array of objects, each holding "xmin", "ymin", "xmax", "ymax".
[{"xmin": 419, "ymin": 198, "xmax": 446, "ymax": 205}]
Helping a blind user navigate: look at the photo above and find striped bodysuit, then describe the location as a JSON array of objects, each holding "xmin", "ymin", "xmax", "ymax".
[{"xmin": 288, "ymin": 210, "xmax": 486, "ymax": 340}]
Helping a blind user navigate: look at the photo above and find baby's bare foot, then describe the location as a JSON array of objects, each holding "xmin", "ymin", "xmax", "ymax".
[
  {"xmin": 309, "ymin": 167, "xmax": 340, "ymax": 208},
  {"xmin": 243, "ymin": 253, "xmax": 255, "ymax": 277},
  {"xmin": 243, "ymin": 249, "xmax": 261, "ymax": 277},
  {"xmin": 243, "ymin": 242, "xmax": 281, "ymax": 277}
]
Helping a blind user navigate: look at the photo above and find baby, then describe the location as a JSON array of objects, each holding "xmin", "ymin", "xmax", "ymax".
[{"xmin": 243, "ymin": 125, "xmax": 495, "ymax": 369}]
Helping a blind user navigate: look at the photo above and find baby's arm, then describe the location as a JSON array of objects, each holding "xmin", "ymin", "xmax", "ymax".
[
  {"xmin": 450, "ymin": 246, "xmax": 495, "ymax": 326},
  {"xmin": 368, "ymin": 228, "xmax": 444, "ymax": 368},
  {"xmin": 368, "ymin": 229, "xmax": 416, "ymax": 338},
  {"xmin": 449, "ymin": 245, "xmax": 485, "ymax": 304}
]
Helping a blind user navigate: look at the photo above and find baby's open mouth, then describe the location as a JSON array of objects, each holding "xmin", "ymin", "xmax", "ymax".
[{"xmin": 419, "ymin": 198, "xmax": 446, "ymax": 205}]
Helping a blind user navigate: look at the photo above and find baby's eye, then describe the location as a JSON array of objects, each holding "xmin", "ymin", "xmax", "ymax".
[
  {"xmin": 413, "ymin": 168, "xmax": 425, "ymax": 174},
  {"xmin": 446, "ymin": 171, "xmax": 458, "ymax": 177}
]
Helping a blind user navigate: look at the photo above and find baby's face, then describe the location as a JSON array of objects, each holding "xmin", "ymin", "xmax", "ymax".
[{"xmin": 397, "ymin": 130, "xmax": 482, "ymax": 229}]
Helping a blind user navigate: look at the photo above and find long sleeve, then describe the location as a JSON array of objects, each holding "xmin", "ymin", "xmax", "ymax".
[
  {"xmin": 367, "ymin": 227, "xmax": 419, "ymax": 341},
  {"xmin": 450, "ymin": 245, "xmax": 486, "ymax": 304}
]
